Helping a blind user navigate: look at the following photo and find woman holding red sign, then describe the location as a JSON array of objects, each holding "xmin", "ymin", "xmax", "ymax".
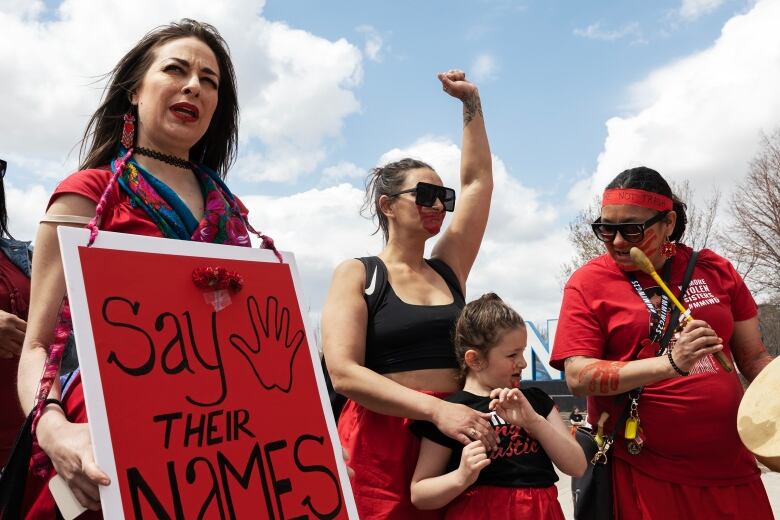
[
  {"xmin": 322, "ymin": 70, "xmax": 496, "ymax": 519},
  {"xmin": 550, "ymin": 166, "xmax": 773, "ymax": 519},
  {"xmin": 15, "ymin": 20, "xmax": 278, "ymax": 518}
]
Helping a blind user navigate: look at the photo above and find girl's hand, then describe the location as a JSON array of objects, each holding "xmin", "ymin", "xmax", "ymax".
[
  {"xmin": 489, "ymin": 388, "xmax": 543, "ymax": 432},
  {"xmin": 37, "ymin": 414, "xmax": 110, "ymax": 511},
  {"xmin": 670, "ymin": 320, "xmax": 723, "ymax": 373},
  {"xmin": 437, "ymin": 69, "xmax": 478, "ymax": 101},
  {"xmin": 455, "ymin": 440, "xmax": 491, "ymax": 487},
  {"xmin": 432, "ymin": 401, "xmax": 499, "ymax": 450}
]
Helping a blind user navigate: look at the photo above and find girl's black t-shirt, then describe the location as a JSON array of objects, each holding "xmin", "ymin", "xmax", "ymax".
[{"xmin": 410, "ymin": 387, "xmax": 559, "ymax": 488}]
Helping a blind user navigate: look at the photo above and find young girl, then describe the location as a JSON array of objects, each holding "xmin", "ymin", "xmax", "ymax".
[{"xmin": 410, "ymin": 293, "xmax": 586, "ymax": 519}]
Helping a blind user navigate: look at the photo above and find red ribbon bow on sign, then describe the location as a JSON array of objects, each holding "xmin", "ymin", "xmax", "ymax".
[{"xmin": 192, "ymin": 266, "xmax": 244, "ymax": 311}]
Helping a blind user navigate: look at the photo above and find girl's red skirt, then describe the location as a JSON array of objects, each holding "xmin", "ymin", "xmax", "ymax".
[{"xmin": 444, "ymin": 484, "xmax": 565, "ymax": 520}]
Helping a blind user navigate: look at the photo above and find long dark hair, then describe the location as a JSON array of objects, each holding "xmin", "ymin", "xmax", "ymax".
[
  {"xmin": 79, "ymin": 19, "xmax": 239, "ymax": 178},
  {"xmin": 361, "ymin": 158, "xmax": 434, "ymax": 242},
  {"xmin": 0, "ymin": 159, "xmax": 10, "ymax": 239},
  {"xmin": 606, "ymin": 166, "xmax": 688, "ymax": 241}
]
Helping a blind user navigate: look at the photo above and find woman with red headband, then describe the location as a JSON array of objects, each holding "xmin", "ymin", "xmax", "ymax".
[
  {"xmin": 551, "ymin": 166, "xmax": 773, "ymax": 519},
  {"xmin": 15, "ymin": 20, "xmax": 278, "ymax": 518},
  {"xmin": 322, "ymin": 70, "xmax": 496, "ymax": 519}
]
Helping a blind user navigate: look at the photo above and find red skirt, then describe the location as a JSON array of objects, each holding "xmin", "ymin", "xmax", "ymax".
[
  {"xmin": 612, "ymin": 456, "xmax": 773, "ymax": 519},
  {"xmin": 444, "ymin": 485, "xmax": 565, "ymax": 520},
  {"xmin": 338, "ymin": 392, "xmax": 449, "ymax": 520},
  {"xmin": 22, "ymin": 372, "xmax": 103, "ymax": 520}
]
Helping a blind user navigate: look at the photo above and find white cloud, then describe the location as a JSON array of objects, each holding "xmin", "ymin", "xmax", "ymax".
[
  {"xmin": 679, "ymin": 0, "xmax": 726, "ymax": 20},
  {"xmin": 0, "ymin": 0, "xmax": 45, "ymax": 18},
  {"xmin": 1, "ymin": 152, "xmax": 76, "ymax": 181},
  {"xmin": 4, "ymin": 182, "xmax": 50, "ymax": 241},
  {"xmin": 581, "ymin": 0, "xmax": 780, "ymax": 206},
  {"xmin": 573, "ymin": 22, "xmax": 642, "ymax": 42},
  {"xmin": 238, "ymin": 19, "xmax": 363, "ymax": 182},
  {"xmin": 240, "ymin": 183, "xmax": 379, "ymax": 312},
  {"xmin": 322, "ymin": 161, "xmax": 366, "ymax": 183},
  {"xmin": 0, "ymin": 0, "xmax": 363, "ymax": 184},
  {"xmin": 232, "ymin": 147, "xmax": 326, "ymax": 183},
  {"xmin": 471, "ymin": 53, "xmax": 498, "ymax": 83},
  {"xmin": 356, "ymin": 25, "xmax": 383, "ymax": 63}
]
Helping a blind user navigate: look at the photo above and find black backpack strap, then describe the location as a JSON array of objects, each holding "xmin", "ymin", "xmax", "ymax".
[
  {"xmin": 681, "ymin": 251, "xmax": 700, "ymax": 296},
  {"xmin": 357, "ymin": 256, "xmax": 389, "ymax": 320},
  {"xmin": 426, "ymin": 258, "xmax": 465, "ymax": 304}
]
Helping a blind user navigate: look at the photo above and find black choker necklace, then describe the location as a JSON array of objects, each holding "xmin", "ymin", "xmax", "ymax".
[{"xmin": 135, "ymin": 147, "xmax": 192, "ymax": 170}]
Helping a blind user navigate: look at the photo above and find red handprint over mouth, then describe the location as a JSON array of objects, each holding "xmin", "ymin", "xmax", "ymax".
[{"xmin": 229, "ymin": 295, "xmax": 305, "ymax": 393}]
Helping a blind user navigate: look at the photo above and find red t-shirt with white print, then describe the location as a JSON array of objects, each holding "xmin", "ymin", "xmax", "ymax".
[{"xmin": 551, "ymin": 244, "xmax": 760, "ymax": 486}]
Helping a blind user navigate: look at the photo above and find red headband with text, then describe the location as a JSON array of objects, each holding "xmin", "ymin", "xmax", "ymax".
[{"xmin": 602, "ymin": 188, "xmax": 673, "ymax": 212}]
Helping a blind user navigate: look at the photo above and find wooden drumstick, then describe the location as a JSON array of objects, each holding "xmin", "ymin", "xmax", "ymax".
[{"xmin": 629, "ymin": 247, "xmax": 733, "ymax": 372}]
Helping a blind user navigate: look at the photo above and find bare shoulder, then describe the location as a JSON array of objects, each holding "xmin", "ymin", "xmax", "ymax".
[
  {"xmin": 46, "ymin": 193, "xmax": 98, "ymax": 216},
  {"xmin": 330, "ymin": 258, "xmax": 367, "ymax": 291},
  {"xmin": 333, "ymin": 258, "xmax": 365, "ymax": 278}
]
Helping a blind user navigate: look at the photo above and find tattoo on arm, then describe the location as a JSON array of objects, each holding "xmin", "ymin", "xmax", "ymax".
[
  {"xmin": 463, "ymin": 92, "xmax": 483, "ymax": 127},
  {"xmin": 578, "ymin": 360, "xmax": 627, "ymax": 394},
  {"xmin": 738, "ymin": 350, "xmax": 773, "ymax": 382}
]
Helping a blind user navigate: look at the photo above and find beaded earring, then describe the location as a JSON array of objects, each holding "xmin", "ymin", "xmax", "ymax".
[
  {"xmin": 661, "ymin": 238, "xmax": 676, "ymax": 258},
  {"xmin": 120, "ymin": 111, "xmax": 136, "ymax": 149}
]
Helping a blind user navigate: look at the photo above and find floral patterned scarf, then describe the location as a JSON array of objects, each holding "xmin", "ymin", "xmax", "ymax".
[{"xmin": 117, "ymin": 155, "xmax": 251, "ymax": 246}]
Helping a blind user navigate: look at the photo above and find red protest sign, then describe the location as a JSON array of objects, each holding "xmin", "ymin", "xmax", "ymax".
[{"xmin": 59, "ymin": 228, "xmax": 357, "ymax": 519}]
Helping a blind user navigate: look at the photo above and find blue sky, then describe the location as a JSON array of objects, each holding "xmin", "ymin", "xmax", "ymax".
[
  {"xmin": 251, "ymin": 0, "xmax": 741, "ymax": 199},
  {"xmin": 2, "ymin": 0, "xmax": 779, "ymax": 321}
]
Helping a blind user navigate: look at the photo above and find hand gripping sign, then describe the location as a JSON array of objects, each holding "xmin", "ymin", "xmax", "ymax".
[{"xmin": 58, "ymin": 227, "xmax": 357, "ymax": 520}]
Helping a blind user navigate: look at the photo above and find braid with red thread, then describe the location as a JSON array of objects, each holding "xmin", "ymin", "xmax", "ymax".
[
  {"xmin": 29, "ymin": 300, "xmax": 73, "ymax": 476},
  {"xmin": 243, "ymin": 217, "xmax": 283, "ymax": 263},
  {"xmin": 86, "ymin": 147, "xmax": 134, "ymax": 246},
  {"xmin": 29, "ymin": 148, "xmax": 133, "ymax": 474},
  {"xmin": 214, "ymin": 175, "xmax": 283, "ymax": 262}
]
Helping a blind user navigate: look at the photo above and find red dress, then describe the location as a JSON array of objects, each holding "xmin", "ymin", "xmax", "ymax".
[
  {"xmin": 338, "ymin": 392, "xmax": 449, "ymax": 520},
  {"xmin": 551, "ymin": 245, "xmax": 773, "ymax": 519},
  {"xmin": 0, "ymin": 250, "xmax": 30, "ymax": 465}
]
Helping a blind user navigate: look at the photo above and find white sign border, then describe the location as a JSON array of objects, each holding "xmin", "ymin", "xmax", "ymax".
[{"xmin": 58, "ymin": 226, "xmax": 358, "ymax": 520}]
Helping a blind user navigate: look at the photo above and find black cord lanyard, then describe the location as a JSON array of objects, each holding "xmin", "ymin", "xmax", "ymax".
[
  {"xmin": 622, "ymin": 260, "xmax": 673, "ymax": 425},
  {"xmin": 626, "ymin": 260, "xmax": 673, "ymax": 354}
]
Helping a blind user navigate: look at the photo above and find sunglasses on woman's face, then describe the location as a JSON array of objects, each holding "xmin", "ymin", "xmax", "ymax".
[
  {"xmin": 389, "ymin": 181, "xmax": 456, "ymax": 212},
  {"xmin": 591, "ymin": 211, "xmax": 668, "ymax": 244}
]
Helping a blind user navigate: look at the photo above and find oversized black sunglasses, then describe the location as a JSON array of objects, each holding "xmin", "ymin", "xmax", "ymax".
[
  {"xmin": 389, "ymin": 181, "xmax": 456, "ymax": 212},
  {"xmin": 591, "ymin": 211, "xmax": 669, "ymax": 244}
]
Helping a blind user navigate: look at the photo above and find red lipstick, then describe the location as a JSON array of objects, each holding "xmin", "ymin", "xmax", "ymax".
[{"xmin": 170, "ymin": 102, "xmax": 199, "ymax": 122}]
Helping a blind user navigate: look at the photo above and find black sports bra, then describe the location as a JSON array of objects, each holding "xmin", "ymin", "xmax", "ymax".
[{"xmin": 359, "ymin": 257, "xmax": 465, "ymax": 374}]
